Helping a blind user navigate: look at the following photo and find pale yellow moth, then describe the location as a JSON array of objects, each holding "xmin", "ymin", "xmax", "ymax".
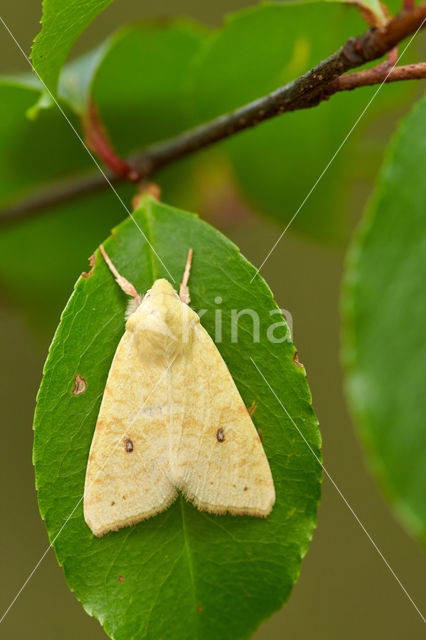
[{"xmin": 84, "ymin": 247, "xmax": 275, "ymax": 536}]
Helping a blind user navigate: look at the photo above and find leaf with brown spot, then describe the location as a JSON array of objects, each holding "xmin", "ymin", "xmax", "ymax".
[
  {"xmin": 81, "ymin": 253, "xmax": 96, "ymax": 279},
  {"xmin": 72, "ymin": 375, "xmax": 87, "ymax": 396},
  {"xmin": 33, "ymin": 197, "xmax": 321, "ymax": 640}
]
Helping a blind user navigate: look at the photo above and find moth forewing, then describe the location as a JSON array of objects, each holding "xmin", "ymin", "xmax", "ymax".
[{"xmin": 174, "ymin": 320, "xmax": 275, "ymax": 517}]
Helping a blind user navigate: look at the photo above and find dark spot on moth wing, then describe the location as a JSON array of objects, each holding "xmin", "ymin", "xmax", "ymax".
[
  {"xmin": 244, "ymin": 486, "xmax": 248, "ymax": 491},
  {"xmin": 257, "ymin": 428, "xmax": 263, "ymax": 443},
  {"xmin": 118, "ymin": 575, "xmax": 124, "ymax": 583},
  {"xmin": 216, "ymin": 428, "xmax": 225, "ymax": 442},
  {"xmin": 72, "ymin": 374, "xmax": 86, "ymax": 396},
  {"xmin": 111, "ymin": 501, "xmax": 116, "ymax": 506},
  {"xmin": 124, "ymin": 438, "xmax": 134, "ymax": 452}
]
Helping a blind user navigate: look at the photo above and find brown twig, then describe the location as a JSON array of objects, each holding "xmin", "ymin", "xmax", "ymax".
[
  {"xmin": 331, "ymin": 61, "xmax": 426, "ymax": 91},
  {"xmin": 1, "ymin": 5, "xmax": 425, "ymax": 226},
  {"xmin": 386, "ymin": 46, "xmax": 399, "ymax": 66}
]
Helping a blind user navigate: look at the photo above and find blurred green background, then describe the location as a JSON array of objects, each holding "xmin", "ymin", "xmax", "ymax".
[{"xmin": 0, "ymin": 0, "xmax": 425, "ymax": 638}]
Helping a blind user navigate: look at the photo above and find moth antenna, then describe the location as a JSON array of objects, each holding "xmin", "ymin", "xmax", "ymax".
[
  {"xmin": 179, "ymin": 248, "xmax": 193, "ymax": 304},
  {"xmin": 99, "ymin": 244, "xmax": 142, "ymax": 303}
]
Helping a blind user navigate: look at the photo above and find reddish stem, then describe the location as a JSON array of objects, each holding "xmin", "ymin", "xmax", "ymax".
[
  {"xmin": 83, "ymin": 102, "xmax": 140, "ymax": 181},
  {"xmin": 331, "ymin": 61, "xmax": 426, "ymax": 91}
]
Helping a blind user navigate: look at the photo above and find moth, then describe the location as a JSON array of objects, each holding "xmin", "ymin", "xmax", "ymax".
[{"xmin": 84, "ymin": 246, "xmax": 275, "ymax": 536}]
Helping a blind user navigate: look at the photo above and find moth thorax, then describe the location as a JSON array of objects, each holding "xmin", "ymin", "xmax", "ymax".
[{"xmin": 127, "ymin": 305, "xmax": 195, "ymax": 364}]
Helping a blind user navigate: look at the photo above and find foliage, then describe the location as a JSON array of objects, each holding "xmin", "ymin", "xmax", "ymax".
[
  {"xmin": 33, "ymin": 197, "xmax": 322, "ymax": 639},
  {"xmin": 0, "ymin": 4, "xmax": 416, "ymax": 329},
  {"xmin": 29, "ymin": 0, "xmax": 393, "ymax": 98},
  {"xmin": 31, "ymin": 0, "xmax": 115, "ymax": 94},
  {"xmin": 342, "ymin": 93, "xmax": 426, "ymax": 544},
  {"xmin": 189, "ymin": 2, "xmax": 411, "ymax": 240}
]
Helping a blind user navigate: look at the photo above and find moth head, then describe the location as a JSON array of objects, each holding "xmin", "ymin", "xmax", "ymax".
[
  {"xmin": 139, "ymin": 279, "xmax": 181, "ymax": 319},
  {"xmin": 146, "ymin": 279, "xmax": 178, "ymax": 299},
  {"xmin": 126, "ymin": 278, "xmax": 197, "ymax": 361}
]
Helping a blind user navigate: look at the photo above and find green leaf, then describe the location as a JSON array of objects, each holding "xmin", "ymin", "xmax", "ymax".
[
  {"xmin": 2, "ymin": 4, "xmax": 415, "ymax": 325},
  {"xmin": 78, "ymin": 22, "xmax": 204, "ymax": 143},
  {"xmin": 31, "ymin": 0, "xmax": 115, "ymax": 94},
  {"xmin": 342, "ymin": 93, "xmax": 426, "ymax": 543},
  {"xmin": 0, "ymin": 187, "xmax": 132, "ymax": 328},
  {"xmin": 89, "ymin": 20, "xmax": 207, "ymax": 209},
  {"xmin": 58, "ymin": 20, "xmax": 205, "ymax": 128},
  {"xmin": 0, "ymin": 78, "xmax": 129, "ymax": 328},
  {"xmin": 55, "ymin": 4, "xmax": 414, "ymax": 244},
  {"xmin": 58, "ymin": 45, "xmax": 112, "ymax": 117},
  {"xmin": 0, "ymin": 19, "xmax": 204, "ymax": 326},
  {"xmin": 190, "ymin": 2, "xmax": 414, "ymax": 241},
  {"xmin": 33, "ymin": 196, "xmax": 322, "ymax": 639},
  {"xmin": 0, "ymin": 79, "xmax": 89, "ymax": 203}
]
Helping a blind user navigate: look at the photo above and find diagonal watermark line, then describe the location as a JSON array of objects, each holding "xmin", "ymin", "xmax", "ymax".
[
  {"xmin": 0, "ymin": 15, "xmax": 175, "ymax": 283},
  {"xmin": 250, "ymin": 357, "xmax": 426, "ymax": 624},
  {"xmin": 250, "ymin": 18, "xmax": 426, "ymax": 282},
  {"xmin": 0, "ymin": 351, "xmax": 177, "ymax": 626},
  {"xmin": 0, "ymin": 498, "xmax": 84, "ymax": 626}
]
